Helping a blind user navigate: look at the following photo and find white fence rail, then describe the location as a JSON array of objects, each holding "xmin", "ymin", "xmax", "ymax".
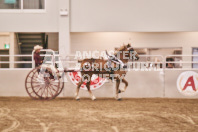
[
  {"xmin": 165, "ymin": 55, "xmax": 198, "ymax": 70},
  {"xmin": 0, "ymin": 53, "xmax": 198, "ymax": 70}
]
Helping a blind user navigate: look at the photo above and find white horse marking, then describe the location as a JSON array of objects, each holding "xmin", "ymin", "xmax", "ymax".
[{"xmin": 91, "ymin": 95, "xmax": 96, "ymax": 100}]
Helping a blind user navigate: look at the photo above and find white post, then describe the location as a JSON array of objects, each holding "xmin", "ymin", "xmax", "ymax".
[
  {"xmin": 182, "ymin": 46, "xmax": 192, "ymax": 69},
  {"xmin": 59, "ymin": 0, "xmax": 70, "ymax": 65},
  {"xmin": 9, "ymin": 32, "xmax": 14, "ymax": 68}
]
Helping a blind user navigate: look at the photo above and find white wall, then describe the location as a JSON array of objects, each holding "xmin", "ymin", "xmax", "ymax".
[
  {"xmin": 70, "ymin": 32, "xmax": 198, "ymax": 68},
  {"xmin": 70, "ymin": 32, "xmax": 198, "ymax": 54},
  {"xmin": 1, "ymin": 0, "xmax": 198, "ymax": 32},
  {"xmin": 71, "ymin": 0, "xmax": 198, "ymax": 32},
  {"xmin": 0, "ymin": 69, "xmax": 31, "ymax": 96},
  {"xmin": 0, "ymin": 33, "xmax": 10, "ymax": 49},
  {"xmin": 47, "ymin": 33, "xmax": 59, "ymax": 51},
  {"xmin": 58, "ymin": 0, "xmax": 70, "ymax": 58},
  {"xmin": 164, "ymin": 70, "xmax": 198, "ymax": 98},
  {"xmin": 1, "ymin": 0, "xmax": 198, "ymax": 64},
  {"xmin": 0, "ymin": 0, "xmax": 59, "ymax": 32},
  {"xmin": 149, "ymin": 48, "xmax": 181, "ymax": 56},
  {"xmin": 0, "ymin": 32, "xmax": 15, "ymax": 68},
  {"xmin": 1, "ymin": 69, "xmax": 198, "ymax": 99}
]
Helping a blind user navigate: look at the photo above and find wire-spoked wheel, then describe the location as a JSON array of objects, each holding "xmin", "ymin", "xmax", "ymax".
[
  {"xmin": 25, "ymin": 68, "xmax": 40, "ymax": 100},
  {"xmin": 25, "ymin": 66, "xmax": 64, "ymax": 100}
]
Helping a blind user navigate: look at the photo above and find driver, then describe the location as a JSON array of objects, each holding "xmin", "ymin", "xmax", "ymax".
[{"xmin": 33, "ymin": 45, "xmax": 43, "ymax": 67}]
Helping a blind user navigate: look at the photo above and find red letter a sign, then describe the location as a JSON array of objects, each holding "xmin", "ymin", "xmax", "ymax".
[{"xmin": 182, "ymin": 76, "xmax": 196, "ymax": 91}]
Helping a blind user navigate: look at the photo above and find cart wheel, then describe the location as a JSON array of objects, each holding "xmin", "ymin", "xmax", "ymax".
[
  {"xmin": 31, "ymin": 67, "xmax": 61, "ymax": 100},
  {"xmin": 25, "ymin": 68, "xmax": 40, "ymax": 100}
]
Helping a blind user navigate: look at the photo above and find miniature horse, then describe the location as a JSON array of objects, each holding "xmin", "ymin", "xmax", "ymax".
[{"xmin": 75, "ymin": 44, "xmax": 139, "ymax": 100}]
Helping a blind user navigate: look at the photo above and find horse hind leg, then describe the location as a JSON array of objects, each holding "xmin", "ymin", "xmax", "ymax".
[
  {"xmin": 75, "ymin": 79, "xmax": 83, "ymax": 100},
  {"xmin": 120, "ymin": 78, "xmax": 128, "ymax": 92},
  {"xmin": 115, "ymin": 79, "xmax": 122, "ymax": 100}
]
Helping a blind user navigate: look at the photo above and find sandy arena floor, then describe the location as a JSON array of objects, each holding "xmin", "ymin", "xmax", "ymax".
[{"xmin": 0, "ymin": 97, "xmax": 198, "ymax": 132}]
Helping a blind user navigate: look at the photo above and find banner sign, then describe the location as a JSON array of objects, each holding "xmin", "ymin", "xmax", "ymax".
[{"xmin": 177, "ymin": 71, "xmax": 198, "ymax": 96}]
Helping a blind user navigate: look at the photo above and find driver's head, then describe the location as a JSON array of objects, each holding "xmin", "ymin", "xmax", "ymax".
[{"xmin": 34, "ymin": 45, "xmax": 43, "ymax": 53}]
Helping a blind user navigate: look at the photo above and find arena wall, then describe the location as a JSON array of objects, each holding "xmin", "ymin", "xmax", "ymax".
[
  {"xmin": 70, "ymin": 32, "xmax": 198, "ymax": 53},
  {"xmin": 1, "ymin": 69, "xmax": 198, "ymax": 98},
  {"xmin": 70, "ymin": 0, "xmax": 198, "ymax": 32},
  {"xmin": 1, "ymin": 0, "xmax": 198, "ymax": 57},
  {"xmin": 164, "ymin": 70, "xmax": 198, "ymax": 98},
  {"xmin": 1, "ymin": 0, "xmax": 198, "ymax": 32},
  {"xmin": 0, "ymin": 1, "xmax": 59, "ymax": 32},
  {"xmin": 70, "ymin": 32, "xmax": 198, "ymax": 68},
  {"xmin": 0, "ymin": 69, "xmax": 30, "ymax": 96},
  {"xmin": 0, "ymin": 33, "xmax": 10, "ymax": 49}
]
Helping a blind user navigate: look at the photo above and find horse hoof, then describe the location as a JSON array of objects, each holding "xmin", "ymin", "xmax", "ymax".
[
  {"xmin": 92, "ymin": 96, "xmax": 96, "ymax": 101},
  {"xmin": 118, "ymin": 90, "xmax": 121, "ymax": 93},
  {"xmin": 76, "ymin": 98, "xmax": 80, "ymax": 101},
  {"xmin": 76, "ymin": 96, "xmax": 80, "ymax": 101},
  {"xmin": 117, "ymin": 98, "xmax": 122, "ymax": 101}
]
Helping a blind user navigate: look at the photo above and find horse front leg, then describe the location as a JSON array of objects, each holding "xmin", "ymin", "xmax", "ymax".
[
  {"xmin": 115, "ymin": 79, "xmax": 121, "ymax": 100},
  {"xmin": 86, "ymin": 81, "xmax": 96, "ymax": 100},
  {"xmin": 120, "ymin": 78, "xmax": 128, "ymax": 92}
]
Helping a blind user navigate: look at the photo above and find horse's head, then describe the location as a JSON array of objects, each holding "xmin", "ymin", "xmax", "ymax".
[
  {"xmin": 114, "ymin": 43, "xmax": 139, "ymax": 62},
  {"xmin": 127, "ymin": 46, "xmax": 139, "ymax": 61}
]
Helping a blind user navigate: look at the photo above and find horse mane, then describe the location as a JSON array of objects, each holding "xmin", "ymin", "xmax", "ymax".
[{"xmin": 114, "ymin": 45, "xmax": 127, "ymax": 55}]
